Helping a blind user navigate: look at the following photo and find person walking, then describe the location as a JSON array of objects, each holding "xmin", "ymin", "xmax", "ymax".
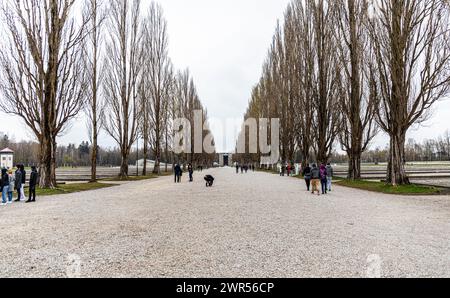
[
  {"xmin": 236, "ymin": 163, "xmax": 239, "ymax": 174},
  {"xmin": 311, "ymin": 164, "xmax": 321, "ymax": 196},
  {"xmin": 26, "ymin": 166, "xmax": 38, "ymax": 203},
  {"xmin": 7, "ymin": 169, "xmax": 15, "ymax": 204},
  {"xmin": 320, "ymin": 163, "xmax": 328, "ymax": 195},
  {"xmin": 1, "ymin": 168, "xmax": 9, "ymax": 206},
  {"xmin": 14, "ymin": 165, "xmax": 23, "ymax": 202},
  {"xmin": 188, "ymin": 163, "xmax": 194, "ymax": 182},
  {"xmin": 174, "ymin": 164, "xmax": 182, "ymax": 183},
  {"xmin": 302, "ymin": 164, "xmax": 312, "ymax": 191},
  {"xmin": 326, "ymin": 163, "xmax": 334, "ymax": 192}
]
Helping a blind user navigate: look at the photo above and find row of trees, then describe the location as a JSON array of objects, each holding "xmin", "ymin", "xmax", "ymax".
[
  {"xmin": 0, "ymin": 132, "xmax": 192, "ymax": 168},
  {"xmin": 0, "ymin": 0, "xmax": 215, "ymax": 188},
  {"xmin": 237, "ymin": 0, "xmax": 450, "ymax": 185}
]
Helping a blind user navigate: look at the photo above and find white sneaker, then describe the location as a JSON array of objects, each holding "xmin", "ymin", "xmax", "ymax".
[
  {"xmin": 0, "ymin": 203, "xmax": 6, "ymax": 206},
  {"xmin": 7, "ymin": 201, "xmax": 12, "ymax": 204}
]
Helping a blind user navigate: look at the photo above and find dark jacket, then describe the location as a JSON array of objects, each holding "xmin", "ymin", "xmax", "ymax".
[
  {"xmin": 14, "ymin": 169, "xmax": 22, "ymax": 190},
  {"xmin": 174, "ymin": 165, "xmax": 182, "ymax": 176},
  {"xmin": 303, "ymin": 166, "xmax": 312, "ymax": 179},
  {"xmin": 22, "ymin": 169, "xmax": 26, "ymax": 184},
  {"xmin": 29, "ymin": 170, "xmax": 39, "ymax": 190},
  {"xmin": 1, "ymin": 169, "xmax": 9, "ymax": 189}
]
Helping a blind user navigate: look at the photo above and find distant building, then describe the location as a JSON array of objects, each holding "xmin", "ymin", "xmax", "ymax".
[
  {"xmin": 218, "ymin": 153, "xmax": 232, "ymax": 167},
  {"xmin": 0, "ymin": 148, "xmax": 14, "ymax": 169}
]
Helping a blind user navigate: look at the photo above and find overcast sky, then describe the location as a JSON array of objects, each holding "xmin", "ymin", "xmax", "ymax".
[{"xmin": 1, "ymin": 0, "xmax": 449, "ymax": 152}]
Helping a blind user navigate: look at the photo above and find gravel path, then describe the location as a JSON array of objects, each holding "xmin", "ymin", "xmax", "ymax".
[{"xmin": 0, "ymin": 168, "xmax": 449, "ymax": 278}]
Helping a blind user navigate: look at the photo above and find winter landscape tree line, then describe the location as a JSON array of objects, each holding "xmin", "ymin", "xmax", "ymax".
[
  {"xmin": 0, "ymin": 0, "xmax": 216, "ymax": 188},
  {"xmin": 236, "ymin": 0, "xmax": 450, "ymax": 185}
]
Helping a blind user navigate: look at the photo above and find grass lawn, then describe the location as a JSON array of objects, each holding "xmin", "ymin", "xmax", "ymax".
[
  {"xmin": 102, "ymin": 172, "xmax": 172, "ymax": 182},
  {"xmin": 33, "ymin": 182, "xmax": 116, "ymax": 197},
  {"xmin": 335, "ymin": 179, "xmax": 444, "ymax": 195}
]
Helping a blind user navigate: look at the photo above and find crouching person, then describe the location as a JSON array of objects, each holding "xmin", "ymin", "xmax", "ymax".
[{"xmin": 26, "ymin": 166, "xmax": 38, "ymax": 203}]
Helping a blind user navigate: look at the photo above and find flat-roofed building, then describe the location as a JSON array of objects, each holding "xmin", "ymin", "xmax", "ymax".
[{"xmin": 0, "ymin": 148, "xmax": 14, "ymax": 169}]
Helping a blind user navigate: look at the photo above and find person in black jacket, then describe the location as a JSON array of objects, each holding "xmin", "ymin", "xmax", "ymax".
[
  {"xmin": 14, "ymin": 165, "xmax": 23, "ymax": 202},
  {"xmin": 174, "ymin": 164, "xmax": 182, "ymax": 183},
  {"xmin": 188, "ymin": 163, "xmax": 194, "ymax": 182},
  {"xmin": 26, "ymin": 166, "xmax": 38, "ymax": 203},
  {"xmin": 302, "ymin": 164, "xmax": 312, "ymax": 191}
]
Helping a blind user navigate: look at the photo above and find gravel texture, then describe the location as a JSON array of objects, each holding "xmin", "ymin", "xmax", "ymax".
[{"xmin": 0, "ymin": 168, "xmax": 449, "ymax": 278}]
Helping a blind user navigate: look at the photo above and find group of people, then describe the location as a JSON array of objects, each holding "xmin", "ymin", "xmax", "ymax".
[
  {"xmin": 1, "ymin": 165, "xmax": 39, "ymax": 205},
  {"xmin": 279, "ymin": 163, "xmax": 297, "ymax": 177},
  {"xmin": 235, "ymin": 163, "xmax": 255, "ymax": 174},
  {"xmin": 302, "ymin": 163, "xmax": 334, "ymax": 196},
  {"xmin": 174, "ymin": 163, "xmax": 196, "ymax": 183}
]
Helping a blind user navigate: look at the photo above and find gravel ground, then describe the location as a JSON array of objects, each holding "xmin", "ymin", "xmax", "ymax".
[{"xmin": 0, "ymin": 168, "xmax": 449, "ymax": 278}]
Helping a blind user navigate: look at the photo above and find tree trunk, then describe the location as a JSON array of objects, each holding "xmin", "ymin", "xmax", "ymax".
[
  {"xmin": 347, "ymin": 151, "xmax": 362, "ymax": 180},
  {"xmin": 153, "ymin": 146, "xmax": 160, "ymax": 174},
  {"xmin": 142, "ymin": 142, "xmax": 148, "ymax": 176},
  {"xmin": 301, "ymin": 139, "xmax": 310, "ymax": 169},
  {"xmin": 39, "ymin": 134, "xmax": 56, "ymax": 188},
  {"xmin": 119, "ymin": 149, "xmax": 129, "ymax": 179},
  {"xmin": 165, "ymin": 131, "xmax": 168, "ymax": 173},
  {"xmin": 91, "ymin": 139, "xmax": 97, "ymax": 182},
  {"xmin": 387, "ymin": 132, "xmax": 410, "ymax": 185}
]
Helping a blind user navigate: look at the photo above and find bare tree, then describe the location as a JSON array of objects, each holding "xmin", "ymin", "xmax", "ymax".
[
  {"xmin": 103, "ymin": 0, "xmax": 143, "ymax": 179},
  {"xmin": 141, "ymin": 2, "xmax": 172, "ymax": 174},
  {"xmin": 83, "ymin": 0, "xmax": 106, "ymax": 182},
  {"xmin": 162, "ymin": 73, "xmax": 175, "ymax": 173},
  {"xmin": 291, "ymin": 0, "xmax": 315, "ymax": 167},
  {"xmin": 308, "ymin": 0, "xmax": 342, "ymax": 164},
  {"xmin": 334, "ymin": 0, "xmax": 378, "ymax": 179},
  {"xmin": 172, "ymin": 69, "xmax": 214, "ymax": 167},
  {"xmin": 0, "ymin": 0, "xmax": 89, "ymax": 188},
  {"xmin": 368, "ymin": 0, "xmax": 450, "ymax": 185}
]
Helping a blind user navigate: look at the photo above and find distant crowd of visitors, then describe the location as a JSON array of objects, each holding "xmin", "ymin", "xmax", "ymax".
[
  {"xmin": 1, "ymin": 165, "xmax": 39, "ymax": 206},
  {"xmin": 235, "ymin": 163, "xmax": 256, "ymax": 174}
]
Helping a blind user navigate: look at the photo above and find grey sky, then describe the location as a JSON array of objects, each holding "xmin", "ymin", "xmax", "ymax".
[{"xmin": 1, "ymin": 0, "xmax": 449, "ymax": 152}]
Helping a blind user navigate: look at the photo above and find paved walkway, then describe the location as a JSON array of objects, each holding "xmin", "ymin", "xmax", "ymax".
[{"xmin": 0, "ymin": 168, "xmax": 449, "ymax": 277}]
